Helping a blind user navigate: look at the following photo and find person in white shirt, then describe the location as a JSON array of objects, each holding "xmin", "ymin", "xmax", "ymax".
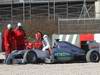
[{"xmin": 42, "ymin": 35, "xmax": 51, "ymax": 55}]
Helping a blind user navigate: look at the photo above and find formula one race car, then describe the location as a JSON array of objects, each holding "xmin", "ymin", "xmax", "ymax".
[
  {"xmin": 5, "ymin": 41, "xmax": 100, "ymax": 64},
  {"xmin": 24, "ymin": 41, "xmax": 100, "ymax": 64}
]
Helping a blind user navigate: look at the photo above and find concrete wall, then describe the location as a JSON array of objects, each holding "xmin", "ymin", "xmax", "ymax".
[
  {"xmin": 52, "ymin": 34, "xmax": 80, "ymax": 47},
  {"xmin": 52, "ymin": 33, "xmax": 100, "ymax": 47},
  {"xmin": 95, "ymin": 0, "xmax": 100, "ymax": 18}
]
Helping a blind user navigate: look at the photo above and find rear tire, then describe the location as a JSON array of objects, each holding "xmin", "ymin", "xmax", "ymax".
[{"xmin": 86, "ymin": 50, "xmax": 100, "ymax": 62}]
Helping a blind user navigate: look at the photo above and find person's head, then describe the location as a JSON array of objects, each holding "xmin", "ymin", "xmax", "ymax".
[
  {"xmin": 34, "ymin": 31, "xmax": 43, "ymax": 40},
  {"xmin": 43, "ymin": 35, "xmax": 48, "ymax": 39},
  {"xmin": 7, "ymin": 24, "xmax": 12, "ymax": 30},
  {"xmin": 17, "ymin": 22, "xmax": 22, "ymax": 29},
  {"xmin": 17, "ymin": 22, "xmax": 21, "ymax": 26}
]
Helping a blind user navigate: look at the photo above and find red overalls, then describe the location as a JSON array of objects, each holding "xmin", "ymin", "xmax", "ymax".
[
  {"xmin": 14, "ymin": 28, "xmax": 26, "ymax": 50},
  {"xmin": 3, "ymin": 28, "xmax": 15, "ymax": 56}
]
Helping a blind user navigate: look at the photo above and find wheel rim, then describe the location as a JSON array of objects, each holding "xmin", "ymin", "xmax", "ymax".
[{"xmin": 90, "ymin": 52, "xmax": 99, "ymax": 62}]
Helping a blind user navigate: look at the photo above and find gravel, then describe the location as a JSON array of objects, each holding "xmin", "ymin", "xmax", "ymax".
[{"xmin": 0, "ymin": 63, "xmax": 100, "ymax": 75}]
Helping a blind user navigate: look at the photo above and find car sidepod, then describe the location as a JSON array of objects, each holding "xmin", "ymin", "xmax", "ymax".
[{"xmin": 53, "ymin": 48, "xmax": 74, "ymax": 62}]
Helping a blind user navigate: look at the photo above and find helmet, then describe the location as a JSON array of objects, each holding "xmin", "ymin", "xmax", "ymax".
[
  {"xmin": 17, "ymin": 22, "xmax": 22, "ymax": 27},
  {"xmin": 34, "ymin": 32, "xmax": 43, "ymax": 40},
  {"xmin": 43, "ymin": 35, "xmax": 48, "ymax": 39},
  {"xmin": 7, "ymin": 24, "xmax": 12, "ymax": 30}
]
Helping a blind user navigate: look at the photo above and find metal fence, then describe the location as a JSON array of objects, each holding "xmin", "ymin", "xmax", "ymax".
[
  {"xmin": 0, "ymin": 0, "xmax": 98, "ymax": 35},
  {"xmin": 0, "ymin": 0, "xmax": 95, "ymax": 24},
  {"xmin": 58, "ymin": 18, "xmax": 100, "ymax": 34}
]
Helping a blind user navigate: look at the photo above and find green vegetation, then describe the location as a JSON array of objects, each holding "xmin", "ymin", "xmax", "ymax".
[{"xmin": 0, "ymin": 24, "xmax": 3, "ymax": 32}]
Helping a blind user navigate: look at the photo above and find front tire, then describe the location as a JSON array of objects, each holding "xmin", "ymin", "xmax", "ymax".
[{"xmin": 24, "ymin": 50, "xmax": 37, "ymax": 64}]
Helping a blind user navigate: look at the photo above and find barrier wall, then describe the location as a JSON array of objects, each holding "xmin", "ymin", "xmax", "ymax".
[{"xmin": 52, "ymin": 33, "xmax": 100, "ymax": 47}]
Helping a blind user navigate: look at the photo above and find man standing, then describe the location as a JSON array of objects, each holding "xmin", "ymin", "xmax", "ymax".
[
  {"xmin": 14, "ymin": 22, "xmax": 26, "ymax": 50},
  {"xmin": 3, "ymin": 24, "xmax": 15, "ymax": 57}
]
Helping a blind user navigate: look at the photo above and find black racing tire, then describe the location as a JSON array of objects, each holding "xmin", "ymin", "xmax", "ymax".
[
  {"xmin": 86, "ymin": 50, "xmax": 100, "ymax": 62},
  {"xmin": 24, "ymin": 50, "xmax": 37, "ymax": 64}
]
